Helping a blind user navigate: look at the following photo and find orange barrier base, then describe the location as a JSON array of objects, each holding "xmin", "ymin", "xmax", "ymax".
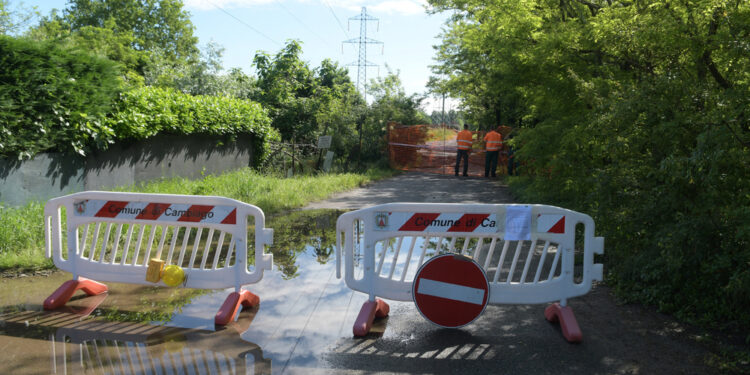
[
  {"xmin": 544, "ymin": 303, "xmax": 583, "ymax": 343},
  {"xmin": 353, "ymin": 298, "xmax": 390, "ymax": 337},
  {"xmin": 215, "ymin": 290, "xmax": 260, "ymax": 326},
  {"xmin": 43, "ymin": 277, "xmax": 108, "ymax": 310}
]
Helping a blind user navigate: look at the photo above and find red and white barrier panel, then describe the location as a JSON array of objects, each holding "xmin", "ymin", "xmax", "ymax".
[
  {"xmin": 336, "ymin": 203, "xmax": 604, "ymax": 342},
  {"xmin": 44, "ymin": 191, "xmax": 274, "ymax": 326}
]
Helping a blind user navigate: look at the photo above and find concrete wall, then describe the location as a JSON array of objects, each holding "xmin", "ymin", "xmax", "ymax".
[{"xmin": 0, "ymin": 134, "xmax": 254, "ymax": 207}]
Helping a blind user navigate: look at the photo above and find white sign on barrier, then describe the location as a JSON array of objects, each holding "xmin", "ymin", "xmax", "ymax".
[
  {"xmin": 373, "ymin": 211, "xmax": 499, "ymax": 233},
  {"xmin": 504, "ymin": 205, "xmax": 532, "ymax": 241},
  {"xmin": 73, "ymin": 199, "xmax": 237, "ymax": 224}
]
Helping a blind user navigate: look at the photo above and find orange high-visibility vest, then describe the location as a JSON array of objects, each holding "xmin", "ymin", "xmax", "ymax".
[
  {"xmin": 456, "ymin": 130, "xmax": 473, "ymax": 150},
  {"xmin": 484, "ymin": 131, "xmax": 503, "ymax": 151}
]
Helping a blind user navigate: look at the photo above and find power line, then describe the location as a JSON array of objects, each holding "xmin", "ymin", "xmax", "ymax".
[
  {"xmin": 275, "ymin": 1, "xmax": 329, "ymax": 47},
  {"xmin": 321, "ymin": 0, "xmax": 349, "ymax": 38},
  {"xmin": 204, "ymin": 0, "xmax": 281, "ymax": 47}
]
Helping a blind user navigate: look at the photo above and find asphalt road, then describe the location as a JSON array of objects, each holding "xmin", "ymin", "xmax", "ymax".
[
  {"xmin": 305, "ymin": 171, "xmax": 722, "ymax": 375},
  {"xmin": 0, "ymin": 172, "xmax": 728, "ymax": 375},
  {"xmin": 304, "ymin": 172, "xmax": 515, "ymax": 210}
]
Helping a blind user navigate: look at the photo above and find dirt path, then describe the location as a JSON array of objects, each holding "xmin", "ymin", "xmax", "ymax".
[{"xmin": 307, "ymin": 171, "xmax": 741, "ymax": 375}]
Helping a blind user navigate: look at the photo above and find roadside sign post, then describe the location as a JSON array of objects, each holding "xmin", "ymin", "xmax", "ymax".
[
  {"xmin": 323, "ymin": 151, "xmax": 334, "ymax": 172},
  {"xmin": 413, "ymin": 254, "xmax": 490, "ymax": 328},
  {"xmin": 317, "ymin": 135, "xmax": 332, "ymax": 149},
  {"xmin": 316, "ymin": 134, "xmax": 332, "ymax": 170}
]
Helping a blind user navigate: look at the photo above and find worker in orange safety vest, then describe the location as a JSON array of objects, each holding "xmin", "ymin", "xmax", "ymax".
[
  {"xmin": 483, "ymin": 127, "xmax": 504, "ymax": 178},
  {"xmin": 455, "ymin": 124, "xmax": 473, "ymax": 177}
]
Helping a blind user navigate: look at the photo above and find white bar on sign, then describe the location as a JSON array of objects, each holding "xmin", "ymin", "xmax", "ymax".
[{"xmin": 417, "ymin": 278, "xmax": 485, "ymax": 305}]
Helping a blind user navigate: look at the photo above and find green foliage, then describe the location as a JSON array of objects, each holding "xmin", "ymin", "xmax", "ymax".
[
  {"xmin": 431, "ymin": 0, "xmax": 750, "ymax": 334},
  {"xmin": 367, "ymin": 67, "xmax": 429, "ymax": 126},
  {"xmin": 28, "ymin": 17, "xmax": 149, "ymax": 79},
  {"xmin": 27, "ymin": 0, "xmax": 198, "ymax": 78},
  {"xmin": 63, "ymin": 0, "xmax": 199, "ymax": 70},
  {"xmin": 251, "ymin": 41, "xmax": 372, "ymax": 168},
  {"xmin": 0, "ymin": 35, "xmax": 122, "ymax": 158},
  {"xmin": 0, "ymin": 0, "xmax": 37, "ymax": 35},
  {"xmin": 252, "ymin": 40, "xmax": 319, "ymax": 141},
  {"xmin": 144, "ymin": 41, "xmax": 259, "ymax": 97},
  {"xmin": 430, "ymin": 109, "xmax": 464, "ymax": 127},
  {"xmin": 363, "ymin": 67, "xmax": 430, "ymax": 162},
  {"xmin": 104, "ymin": 86, "xmax": 278, "ymax": 167},
  {"xmin": 312, "ymin": 58, "xmax": 364, "ymax": 166}
]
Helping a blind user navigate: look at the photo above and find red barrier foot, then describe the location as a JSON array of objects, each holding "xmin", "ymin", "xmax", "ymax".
[
  {"xmin": 215, "ymin": 290, "xmax": 260, "ymax": 326},
  {"xmin": 544, "ymin": 303, "xmax": 583, "ymax": 343},
  {"xmin": 44, "ymin": 278, "xmax": 108, "ymax": 310},
  {"xmin": 353, "ymin": 298, "xmax": 390, "ymax": 337}
]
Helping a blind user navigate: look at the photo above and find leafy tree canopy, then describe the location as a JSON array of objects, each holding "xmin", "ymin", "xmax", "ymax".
[
  {"xmin": 428, "ymin": 0, "xmax": 750, "ymax": 332},
  {"xmin": 29, "ymin": 0, "xmax": 199, "ymax": 76}
]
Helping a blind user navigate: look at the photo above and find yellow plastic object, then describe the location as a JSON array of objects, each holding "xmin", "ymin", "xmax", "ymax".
[
  {"xmin": 146, "ymin": 259, "xmax": 165, "ymax": 283},
  {"xmin": 162, "ymin": 265, "xmax": 185, "ymax": 287}
]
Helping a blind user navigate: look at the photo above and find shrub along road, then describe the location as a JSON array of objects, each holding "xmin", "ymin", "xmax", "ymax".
[{"xmin": 306, "ymin": 171, "xmax": 745, "ymax": 375}]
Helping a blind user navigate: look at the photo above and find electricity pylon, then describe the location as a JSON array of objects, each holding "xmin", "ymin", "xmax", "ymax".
[{"xmin": 342, "ymin": 7, "xmax": 383, "ymax": 100}]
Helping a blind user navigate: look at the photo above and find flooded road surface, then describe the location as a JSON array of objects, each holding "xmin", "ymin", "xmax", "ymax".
[
  {"xmin": 0, "ymin": 208, "xmax": 721, "ymax": 375},
  {"xmin": 0, "ymin": 209, "xmax": 390, "ymax": 375}
]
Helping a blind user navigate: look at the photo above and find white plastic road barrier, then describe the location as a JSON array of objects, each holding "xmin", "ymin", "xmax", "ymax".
[
  {"xmin": 336, "ymin": 203, "xmax": 604, "ymax": 342},
  {"xmin": 44, "ymin": 191, "xmax": 273, "ymax": 325}
]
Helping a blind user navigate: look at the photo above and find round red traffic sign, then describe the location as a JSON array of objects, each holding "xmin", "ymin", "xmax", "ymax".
[{"xmin": 412, "ymin": 254, "xmax": 490, "ymax": 328}]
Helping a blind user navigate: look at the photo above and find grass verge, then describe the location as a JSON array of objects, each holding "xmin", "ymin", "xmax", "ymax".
[{"xmin": 0, "ymin": 167, "xmax": 397, "ymax": 271}]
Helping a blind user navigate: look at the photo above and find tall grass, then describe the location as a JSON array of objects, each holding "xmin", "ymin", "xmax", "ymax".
[
  {"xmin": 0, "ymin": 201, "xmax": 46, "ymax": 270},
  {"xmin": 0, "ymin": 168, "xmax": 396, "ymax": 271},
  {"xmin": 425, "ymin": 126, "xmax": 457, "ymax": 142}
]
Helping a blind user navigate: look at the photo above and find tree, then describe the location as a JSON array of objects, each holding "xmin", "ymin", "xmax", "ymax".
[
  {"xmin": 252, "ymin": 40, "xmax": 317, "ymax": 141},
  {"xmin": 313, "ymin": 59, "xmax": 365, "ymax": 168},
  {"xmin": 428, "ymin": 0, "xmax": 750, "ymax": 332},
  {"xmin": 361, "ymin": 67, "xmax": 430, "ymax": 163},
  {"xmin": 430, "ymin": 109, "xmax": 464, "ymax": 127},
  {"xmin": 367, "ymin": 66, "xmax": 429, "ymax": 126},
  {"xmin": 0, "ymin": 0, "xmax": 37, "ymax": 35},
  {"xmin": 35, "ymin": 0, "xmax": 200, "ymax": 75},
  {"xmin": 28, "ymin": 17, "xmax": 148, "ymax": 81}
]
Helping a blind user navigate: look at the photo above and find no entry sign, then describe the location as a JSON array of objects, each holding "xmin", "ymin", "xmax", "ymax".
[{"xmin": 412, "ymin": 254, "xmax": 490, "ymax": 328}]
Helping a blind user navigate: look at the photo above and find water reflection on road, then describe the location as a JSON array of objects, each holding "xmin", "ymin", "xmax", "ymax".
[{"xmin": 0, "ymin": 209, "xmax": 384, "ymax": 375}]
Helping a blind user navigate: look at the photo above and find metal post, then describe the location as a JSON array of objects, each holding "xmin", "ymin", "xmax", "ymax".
[{"xmin": 292, "ymin": 138, "xmax": 296, "ymax": 176}]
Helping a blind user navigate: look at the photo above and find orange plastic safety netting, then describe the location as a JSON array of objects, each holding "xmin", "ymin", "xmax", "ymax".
[{"xmin": 387, "ymin": 122, "xmax": 510, "ymax": 177}]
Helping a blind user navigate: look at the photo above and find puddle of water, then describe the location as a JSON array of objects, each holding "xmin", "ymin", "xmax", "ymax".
[{"xmin": 1, "ymin": 208, "xmax": 379, "ymax": 375}]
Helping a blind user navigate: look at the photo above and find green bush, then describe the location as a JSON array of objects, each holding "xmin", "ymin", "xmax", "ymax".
[
  {"xmin": 0, "ymin": 35, "xmax": 122, "ymax": 158},
  {"xmin": 432, "ymin": 0, "xmax": 750, "ymax": 334},
  {"xmin": 104, "ymin": 86, "xmax": 278, "ymax": 167}
]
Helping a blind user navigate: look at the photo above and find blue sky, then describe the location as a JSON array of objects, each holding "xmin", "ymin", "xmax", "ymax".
[{"xmin": 31, "ymin": 0, "xmax": 457, "ymax": 113}]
